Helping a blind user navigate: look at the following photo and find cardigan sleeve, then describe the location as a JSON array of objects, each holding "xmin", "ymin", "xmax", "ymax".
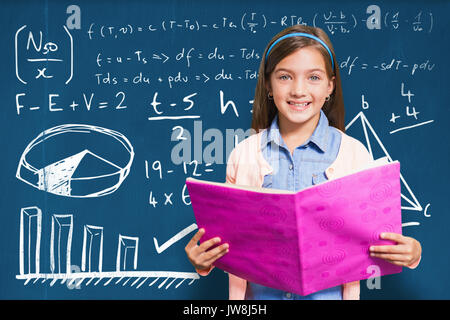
[{"xmin": 225, "ymin": 147, "xmax": 238, "ymax": 184}]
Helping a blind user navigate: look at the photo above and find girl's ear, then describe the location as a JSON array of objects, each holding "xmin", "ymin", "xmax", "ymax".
[
  {"xmin": 265, "ymin": 81, "xmax": 272, "ymax": 95},
  {"xmin": 328, "ymin": 76, "xmax": 336, "ymax": 96}
]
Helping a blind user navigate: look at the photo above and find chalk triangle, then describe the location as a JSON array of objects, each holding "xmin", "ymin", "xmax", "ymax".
[{"xmin": 346, "ymin": 112, "xmax": 422, "ymax": 212}]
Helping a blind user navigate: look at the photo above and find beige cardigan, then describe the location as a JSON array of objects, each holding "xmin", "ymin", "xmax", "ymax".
[{"xmin": 196, "ymin": 129, "xmax": 419, "ymax": 300}]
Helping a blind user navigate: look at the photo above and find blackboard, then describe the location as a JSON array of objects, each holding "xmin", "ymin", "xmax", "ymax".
[{"xmin": 1, "ymin": 0, "xmax": 449, "ymax": 300}]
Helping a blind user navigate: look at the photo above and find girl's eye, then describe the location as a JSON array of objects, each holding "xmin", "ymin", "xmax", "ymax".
[
  {"xmin": 279, "ymin": 75, "xmax": 291, "ymax": 80},
  {"xmin": 310, "ymin": 75, "xmax": 320, "ymax": 81}
]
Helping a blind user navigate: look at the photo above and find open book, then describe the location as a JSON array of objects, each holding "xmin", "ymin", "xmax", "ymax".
[{"xmin": 185, "ymin": 159, "xmax": 402, "ymax": 296}]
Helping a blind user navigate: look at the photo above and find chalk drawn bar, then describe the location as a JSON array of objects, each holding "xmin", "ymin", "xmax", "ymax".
[
  {"xmin": 116, "ymin": 235, "xmax": 139, "ymax": 271},
  {"xmin": 19, "ymin": 207, "xmax": 42, "ymax": 275},
  {"xmin": 50, "ymin": 214, "xmax": 73, "ymax": 274},
  {"xmin": 81, "ymin": 225, "xmax": 104, "ymax": 272}
]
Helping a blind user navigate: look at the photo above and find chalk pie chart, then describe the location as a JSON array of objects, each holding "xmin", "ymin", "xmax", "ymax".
[{"xmin": 16, "ymin": 124, "xmax": 134, "ymax": 198}]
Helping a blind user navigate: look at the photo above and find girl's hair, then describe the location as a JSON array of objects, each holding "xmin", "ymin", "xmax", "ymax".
[{"xmin": 251, "ymin": 25, "xmax": 346, "ymax": 132}]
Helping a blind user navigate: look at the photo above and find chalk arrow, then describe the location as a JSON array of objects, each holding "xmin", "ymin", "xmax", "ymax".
[{"xmin": 153, "ymin": 223, "xmax": 198, "ymax": 254}]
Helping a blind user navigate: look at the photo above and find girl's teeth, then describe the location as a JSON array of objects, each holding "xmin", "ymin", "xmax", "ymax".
[{"xmin": 291, "ymin": 102, "xmax": 309, "ymax": 107}]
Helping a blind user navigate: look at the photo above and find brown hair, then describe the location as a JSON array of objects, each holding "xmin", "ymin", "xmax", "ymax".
[{"xmin": 251, "ymin": 25, "xmax": 345, "ymax": 132}]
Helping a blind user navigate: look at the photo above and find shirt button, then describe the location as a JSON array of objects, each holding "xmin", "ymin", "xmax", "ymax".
[
  {"xmin": 285, "ymin": 292, "xmax": 292, "ymax": 299},
  {"xmin": 289, "ymin": 164, "xmax": 293, "ymax": 170}
]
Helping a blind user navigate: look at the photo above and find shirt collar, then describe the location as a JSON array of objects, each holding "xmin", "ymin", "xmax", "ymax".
[{"xmin": 262, "ymin": 109, "xmax": 329, "ymax": 153}]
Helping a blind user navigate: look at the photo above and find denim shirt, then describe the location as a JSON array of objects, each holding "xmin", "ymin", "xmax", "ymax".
[{"xmin": 245, "ymin": 110, "xmax": 343, "ymax": 300}]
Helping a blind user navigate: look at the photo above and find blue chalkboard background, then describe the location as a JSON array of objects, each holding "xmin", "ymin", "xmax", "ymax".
[{"xmin": 1, "ymin": 0, "xmax": 449, "ymax": 300}]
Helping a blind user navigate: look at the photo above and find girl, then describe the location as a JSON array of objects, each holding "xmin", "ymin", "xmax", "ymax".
[{"xmin": 185, "ymin": 25, "xmax": 422, "ymax": 300}]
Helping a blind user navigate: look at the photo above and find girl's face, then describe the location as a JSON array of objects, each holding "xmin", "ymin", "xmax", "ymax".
[{"xmin": 267, "ymin": 46, "xmax": 335, "ymax": 132}]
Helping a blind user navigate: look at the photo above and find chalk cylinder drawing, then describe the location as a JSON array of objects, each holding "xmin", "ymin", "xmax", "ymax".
[{"xmin": 16, "ymin": 124, "xmax": 134, "ymax": 198}]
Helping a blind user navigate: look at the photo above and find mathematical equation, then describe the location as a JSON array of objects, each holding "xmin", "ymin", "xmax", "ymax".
[
  {"xmin": 15, "ymin": 90, "xmax": 247, "ymax": 119},
  {"xmin": 96, "ymin": 47, "xmax": 260, "ymax": 68},
  {"xmin": 145, "ymin": 159, "xmax": 214, "ymax": 208},
  {"xmin": 388, "ymin": 82, "xmax": 434, "ymax": 134},
  {"xmin": 85, "ymin": 8, "xmax": 434, "ymax": 39},
  {"xmin": 92, "ymin": 55, "xmax": 435, "ymax": 90},
  {"xmin": 358, "ymin": 81, "xmax": 434, "ymax": 135},
  {"xmin": 15, "ymin": 25, "xmax": 74, "ymax": 85},
  {"xmin": 94, "ymin": 47, "xmax": 436, "ymax": 76}
]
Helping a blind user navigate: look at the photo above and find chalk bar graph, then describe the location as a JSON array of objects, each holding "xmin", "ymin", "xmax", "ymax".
[{"xmin": 16, "ymin": 206, "xmax": 199, "ymax": 289}]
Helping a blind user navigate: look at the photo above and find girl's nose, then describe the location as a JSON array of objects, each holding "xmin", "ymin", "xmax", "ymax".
[{"xmin": 290, "ymin": 79, "xmax": 307, "ymax": 97}]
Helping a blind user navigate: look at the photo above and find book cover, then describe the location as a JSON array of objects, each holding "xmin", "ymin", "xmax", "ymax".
[{"xmin": 185, "ymin": 161, "xmax": 402, "ymax": 296}]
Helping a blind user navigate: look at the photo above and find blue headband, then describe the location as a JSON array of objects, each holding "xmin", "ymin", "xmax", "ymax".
[{"xmin": 265, "ymin": 32, "xmax": 335, "ymax": 71}]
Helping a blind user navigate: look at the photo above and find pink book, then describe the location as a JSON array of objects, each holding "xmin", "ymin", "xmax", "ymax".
[{"xmin": 185, "ymin": 160, "xmax": 402, "ymax": 296}]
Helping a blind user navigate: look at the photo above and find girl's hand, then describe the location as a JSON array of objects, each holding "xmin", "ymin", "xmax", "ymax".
[
  {"xmin": 185, "ymin": 228, "xmax": 229, "ymax": 272},
  {"xmin": 369, "ymin": 233, "xmax": 422, "ymax": 268}
]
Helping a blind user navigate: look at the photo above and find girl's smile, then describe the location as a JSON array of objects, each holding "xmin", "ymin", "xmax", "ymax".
[{"xmin": 288, "ymin": 101, "xmax": 312, "ymax": 112}]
